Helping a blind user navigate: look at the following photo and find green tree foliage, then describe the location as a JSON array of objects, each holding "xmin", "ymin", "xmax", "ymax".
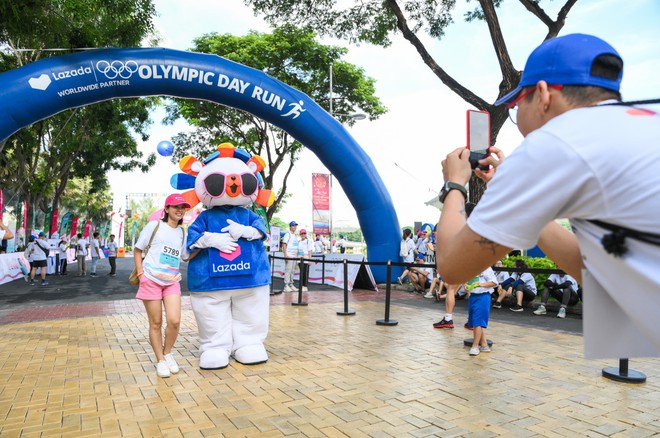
[
  {"xmin": 164, "ymin": 25, "xmax": 387, "ymax": 220},
  {"xmin": 60, "ymin": 177, "xmax": 113, "ymax": 225},
  {"xmin": 0, "ymin": 0, "xmax": 158, "ymax": 225},
  {"xmin": 0, "ymin": 100, "xmax": 157, "ymax": 228},
  {"xmin": 124, "ymin": 196, "xmax": 159, "ymax": 245},
  {"xmin": 244, "ymin": 0, "xmax": 578, "ymax": 201},
  {"xmin": 0, "ymin": 0, "xmax": 157, "ymax": 67},
  {"xmin": 502, "ymin": 255, "xmax": 558, "ymax": 290}
]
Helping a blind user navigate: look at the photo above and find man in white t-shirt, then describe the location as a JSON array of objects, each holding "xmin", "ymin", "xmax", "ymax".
[
  {"xmin": 313, "ymin": 234, "xmax": 324, "ymax": 254},
  {"xmin": 534, "ymin": 272, "xmax": 580, "ymax": 319},
  {"xmin": 28, "ymin": 232, "xmax": 51, "ymax": 286},
  {"xmin": 281, "ymin": 221, "xmax": 299, "ymax": 292},
  {"xmin": 90, "ymin": 232, "xmax": 102, "ymax": 276},
  {"xmin": 107, "ymin": 234, "xmax": 118, "ymax": 276},
  {"xmin": 437, "ymin": 34, "xmax": 660, "ymax": 359},
  {"xmin": 75, "ymin": 233, "xmax": 89, "ymax": 276}
]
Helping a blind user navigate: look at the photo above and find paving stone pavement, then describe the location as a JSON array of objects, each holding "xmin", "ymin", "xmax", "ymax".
[
  {"xmin": 0, "ymin": 257, "xmax": 655, "ymax": 436},
  {"xmin": 0, "ymin": 290, "xmax": 658, "ymax": 437}
]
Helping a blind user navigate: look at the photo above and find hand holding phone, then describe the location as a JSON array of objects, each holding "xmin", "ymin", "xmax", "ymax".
[{"xmin": 466, "ymin": 110, "xmax": 491, "ymax": 171}]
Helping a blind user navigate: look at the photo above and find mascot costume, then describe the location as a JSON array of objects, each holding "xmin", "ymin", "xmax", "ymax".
[{"xmin": 171, "ymin": 142, "xmax": 275, "ymax": 369}]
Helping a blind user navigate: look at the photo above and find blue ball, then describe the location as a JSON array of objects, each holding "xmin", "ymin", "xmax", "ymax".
[{"xmin": 157, "ymin": 140, "xmax": 175, "ymax": 157}]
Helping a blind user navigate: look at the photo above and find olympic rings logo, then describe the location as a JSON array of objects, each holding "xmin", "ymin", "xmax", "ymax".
[{"xmin": 95, "ymin": 60, "xmax": 139, "ymax": 79}]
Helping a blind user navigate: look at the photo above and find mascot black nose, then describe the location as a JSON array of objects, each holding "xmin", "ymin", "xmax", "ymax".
[{"xmin": 204, "ymin": 173, "xmax": 225, "ymax": 197}]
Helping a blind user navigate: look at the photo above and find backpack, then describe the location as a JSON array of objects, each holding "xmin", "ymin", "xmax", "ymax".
[{"xmin": 399, "ymin": 240, "xmax": 409, "ymax": 257}]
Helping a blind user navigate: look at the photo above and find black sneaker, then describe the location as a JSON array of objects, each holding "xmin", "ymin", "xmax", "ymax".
[
  {"xmin": 510, "ymin": 304, "xmax": 524, "ymax": 312},
  {"xmin": 41, "ymin": 281, "xmax": 49, "ymax": 286},
  {"xmin": 464, "ymin": 323, "xmax": 474, "ymax": 331},
  {"xmin": 492, "ymin": 302, "xmax": 502, "ymax": 309},
  {"xmin": 29, "ymin": 281, "xmax": 36, "ymax": 286},
  {"xmin": 433, "ymin": 319, "xmax": 454, "ymax": 329}
]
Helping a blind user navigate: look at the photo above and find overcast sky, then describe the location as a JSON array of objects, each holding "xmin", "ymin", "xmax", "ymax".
[{"xmin": 108, "ymin": 0, "xmax": 660, "ymax": 232}]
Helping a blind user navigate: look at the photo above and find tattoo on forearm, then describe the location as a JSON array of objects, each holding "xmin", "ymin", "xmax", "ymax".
[{"xmin": 475, "ymin": 237, "xmax": 498, "ymax": 254}]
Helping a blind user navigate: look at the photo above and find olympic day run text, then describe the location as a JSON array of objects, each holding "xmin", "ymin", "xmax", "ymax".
[{"xmin": 138, "ymin": 64, "xmax": 286, "ymax": 111}]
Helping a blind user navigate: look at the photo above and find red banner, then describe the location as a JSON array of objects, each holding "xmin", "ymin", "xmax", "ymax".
[
  {"xmin": 50, "ymin": 208, "xmax": 59, "ymax": 236},
  {"xmin": 83, "ymin": 221, "xmax": 91, "ymax": 238},
  {"xmin": 23, "ymin": 200, "xmax": 28, "ymax": 234},
  {"xmin": 0, "ymin": 188, "xmax": 3, "ymax": 220},
  {"xmin": 312, "ymin": 173, "xmax": 331, "ymax": 235},
  {"xmin": 71, "ymin": 216, "xmax": 79, "ymax": 237}
]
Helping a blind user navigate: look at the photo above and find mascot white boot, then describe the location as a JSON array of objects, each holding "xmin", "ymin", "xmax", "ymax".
[{"xmin": 171, "ymin": 143, "xmax": 275, "ymax": 369}]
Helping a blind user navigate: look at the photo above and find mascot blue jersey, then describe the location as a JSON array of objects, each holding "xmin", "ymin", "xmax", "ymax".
[{"xmin": 187, "ymin": 206, "xmax": 271, "ymax": 292}]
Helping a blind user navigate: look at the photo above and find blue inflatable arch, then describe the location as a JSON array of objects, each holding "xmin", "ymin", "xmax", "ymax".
[{"xmin": 0, "ymin": 48, "xmax": 401, "ymax": 281}]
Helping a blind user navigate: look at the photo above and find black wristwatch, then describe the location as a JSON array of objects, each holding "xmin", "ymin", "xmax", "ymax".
[{"xmin": 438, "ymin": 181, "xmax": 468, "ymax": 203}]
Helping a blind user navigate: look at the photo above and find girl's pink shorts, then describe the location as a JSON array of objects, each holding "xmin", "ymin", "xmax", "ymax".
[{"xmin": 136, "ymin": 274, "xmax": 181, "ymax": 300}]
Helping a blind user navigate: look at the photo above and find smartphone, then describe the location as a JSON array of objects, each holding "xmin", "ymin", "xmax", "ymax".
[{"xmin": 466, "ymin": 110, "xmax": 491, "ymax": 170}]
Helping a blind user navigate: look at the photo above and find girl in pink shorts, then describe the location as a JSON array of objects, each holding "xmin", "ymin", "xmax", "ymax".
[{"xmin": 134, "ymin": 194, "xmax": 191, "ymax": 378}]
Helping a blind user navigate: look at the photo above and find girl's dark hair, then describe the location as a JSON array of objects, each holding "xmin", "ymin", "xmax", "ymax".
[{"xmin": 514, "ymin": 259, "xmax": 528, "ymax": 269}]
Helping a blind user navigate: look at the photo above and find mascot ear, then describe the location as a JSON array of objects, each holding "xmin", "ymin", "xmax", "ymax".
[
  {"xmin": 180, "ymin": 155, "xmax": 202, "ymax": 176},
  {"xmin": 255, "ymin": 189, "xmax": 275, "ymax": 207},
  {"xmin": 181, "ymin": 189, "xmax": 201, "ymax": 208},
  {"xmin": 170, "ymin": 173, "xmax": 196, "ymax": 190},
  {"xmin": 247, "ymin": 155, "xmax": 266, "ymax": 173}
]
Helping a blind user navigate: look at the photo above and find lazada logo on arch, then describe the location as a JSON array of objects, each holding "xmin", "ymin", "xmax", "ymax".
[{"xmin": 28, "ymin": 74, "xmax": 51, "ymax": 90}]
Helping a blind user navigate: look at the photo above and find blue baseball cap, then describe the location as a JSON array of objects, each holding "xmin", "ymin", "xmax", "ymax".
[
  {"xmin": 289, "ymin": 221, "xmax": 298, "ymax": 226},
  {"xmin": 495, "ymin": 34, "xmax": 622, "ymax": 106}
]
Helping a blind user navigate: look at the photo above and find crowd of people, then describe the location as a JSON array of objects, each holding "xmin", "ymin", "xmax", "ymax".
[
  {"xmin": 20, "ymin": 230, "xmax": 120, "ymax": 285},
  {"xmin": 396, "ymin": 217, "xmax": 583, "ymax": 357}
]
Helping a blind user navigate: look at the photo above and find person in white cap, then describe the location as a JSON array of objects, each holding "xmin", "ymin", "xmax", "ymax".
[
  {"xmin": 436, "ymin": 34, "xmax": 660, "ymax": 358},
  {"xmin": 134, "ymin": 193, "xmax": 191, "ymax": 378}
]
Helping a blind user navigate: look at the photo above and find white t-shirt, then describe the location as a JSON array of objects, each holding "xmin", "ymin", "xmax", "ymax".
[
  {"xmin": 58, "ymin": 242, "xmax": 68, "ymax": 256},
  {"xmin": 547, "ymin": 273, "xmax": 578, "ymax": 290},
  {"xmin": 403, "ymin": 238, "xmax": 415, "ymax": 263},
  {"xmin": 282, "ymin": 231, "xmax": 299, "ymax": 257},
  {"xmin": 416, "ymin": 237, "xmax": 428, "ymax": 255},
  {"xmin": 512, "ymin": 272, "xmax": 537, "ymax": 294},
  {"xmin": 91, "ymin": 238, "xmax": 101, "ymax": 258},
  {"xmin": 313, "ymin": 239, "xmax": 324, "ymax": 253},
  {"xmin": 31, "ymin": 239, "xmax": 50, "ymax": 262},
  {"xmin": 495, "ymin": 270, "xmax": 510, "ymax": 284},
  {"xmin": 136, "ymin": 221, "xmax": 187, "ymax": 286},
  {"xmin": 468, "ymin": 103, "xmax": 660, "ymax": 357},
  {"xmin": 297, "ymin": 238, "xmax": 314, "ymax": 257},
  {"xmin": 107, "ymin": 241, "xmax": 118, "ymax": 257},
  {"xmin": 76, "ymin": 239, "xmax": 88, "ymax": 257},
  {"xmin": 468, "ymin": 267, "xmax": 498, "ymax": 294}
]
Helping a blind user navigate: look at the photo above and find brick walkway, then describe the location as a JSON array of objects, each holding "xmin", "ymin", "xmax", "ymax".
[{"xmin": 0, "ymin": 289, "xmax": 658, "ymax": 436}]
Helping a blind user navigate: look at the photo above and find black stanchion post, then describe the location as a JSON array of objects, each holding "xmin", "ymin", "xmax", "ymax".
[
  {"xmin": 337, "ymin": 259, "xmax": 356, "ymax": 316},
  {"xmin": 602, "ymin": 358, "xmax": 646, "ymax": 383},
  {"xmin": 269, "ymin": 253, "xmax": 276, "ymax": 295},
  {"xmin": 321, "ymin": 254, "xmax": 326, "ymax": 285},
  {"xmin": 292, "ymin": 257, "xmax": 308, "ymax": 306},
  {"xmin": 376, "ymin": 261, "xmax": 398, "ymax": 326}
]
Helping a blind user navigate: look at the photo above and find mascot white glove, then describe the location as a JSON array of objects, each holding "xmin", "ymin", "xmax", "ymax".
[
  {"xmin": 221, "ymin": 219, "xmax": 264, "ymax": 241},
  {"xmin": 191, "ymin": 231, "xmax": 238, "ymax": 254}
]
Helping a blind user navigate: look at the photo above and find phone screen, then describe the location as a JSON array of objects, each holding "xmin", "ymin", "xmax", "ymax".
[{"xmin": 467, "ymin": 110, "xmax": 491, "ymax": 170}]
